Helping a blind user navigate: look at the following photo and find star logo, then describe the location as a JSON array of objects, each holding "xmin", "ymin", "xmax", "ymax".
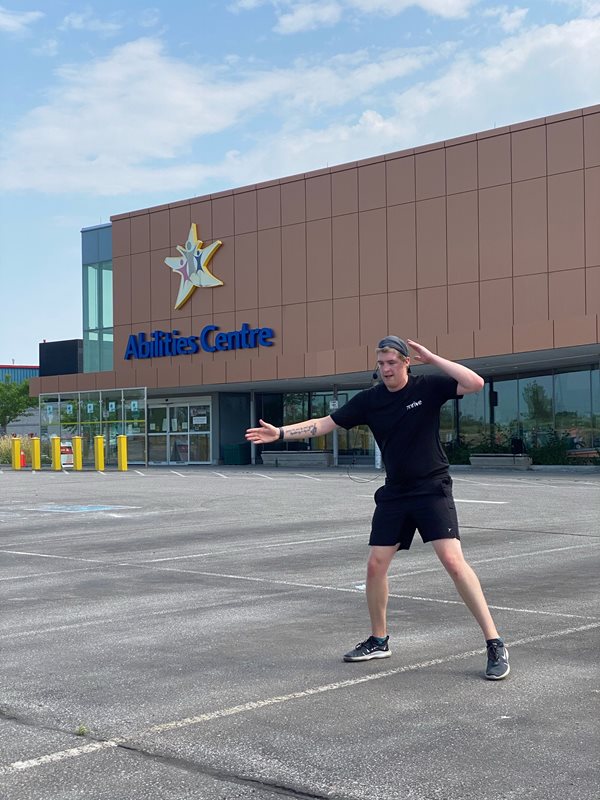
[{"xmin": 164, "ymin": 224, "xmax": 223, "ymax": 310}]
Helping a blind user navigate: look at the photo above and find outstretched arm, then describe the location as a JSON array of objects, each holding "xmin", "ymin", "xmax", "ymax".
[
  {"xmin": 407, "ymin": 339, "xmax": 484, "ymax": 395},
  {"xmin": 245, "ymin": 415, "xmax": 338, "ymax": 445}
]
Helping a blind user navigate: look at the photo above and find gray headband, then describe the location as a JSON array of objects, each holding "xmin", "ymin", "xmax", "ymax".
[{"xmin": 377, "ymin": 336, "xmax": 409, "ymax": 357}]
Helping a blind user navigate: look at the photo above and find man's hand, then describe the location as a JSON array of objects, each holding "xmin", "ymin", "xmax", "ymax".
[
  {"xmin": 407, "ymin": 339, "xmax": 434, "ymax": 364},
  {"xmin": 407, "ymin": 338, "xmax": 483, "ymax": 394},
  {"xmin": 245, "ymin": 419, "xmax": 280, "ymax": 444}
]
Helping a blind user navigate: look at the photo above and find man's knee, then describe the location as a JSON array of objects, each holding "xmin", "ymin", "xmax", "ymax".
[
  {"xmin": 367, "ymin": 548, "xmax": 395, "ymax": 578},
  {"xmin": 433, "ymin": 540, "xmax": 469, "ymax": 580}
]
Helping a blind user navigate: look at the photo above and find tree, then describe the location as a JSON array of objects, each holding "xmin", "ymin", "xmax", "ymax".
[
  {"xmin": 0, "ymin": 379, "xmax": 35, "ymax": 431},
  {"xmin": 522, "ymin": 381, "xmax": 552, "ymax": 422}
]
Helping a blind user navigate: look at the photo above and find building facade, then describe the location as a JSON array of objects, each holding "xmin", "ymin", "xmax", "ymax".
[
  {"xmin": 2, "ymin": 365, "xmax": 39, "ymax": 384},
  {"xmin": 30, "ymin": 105, "xmax": 600, "ymax": 465}
]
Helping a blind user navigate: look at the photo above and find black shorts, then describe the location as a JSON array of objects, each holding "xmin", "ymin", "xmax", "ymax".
[{"xmin": 370, "ymin": 476, "xmax": 460, "ymax": 550}]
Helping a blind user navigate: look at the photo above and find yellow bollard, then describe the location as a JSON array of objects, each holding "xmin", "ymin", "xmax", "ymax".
[
  {"xmin": 72, "ymin": 436, "xmax": 83, "ymax": 471},
  {"xmin": 117, "ymin": 435, "xmax": 128, "ymax": 472},
  {"xmin": 31, "ymin": 437, "xmax": 41, "ymax": 470},
  {"xmin": 11, "ymin": 437, "xmax": 21, "ymax": 471},
  {"xmin": 51, "ymin": 436, "xmax": 61, "ymax": 471},
  {"xmin": 94, "ymin": 435, "xmax": 105, "ymax": 471}
]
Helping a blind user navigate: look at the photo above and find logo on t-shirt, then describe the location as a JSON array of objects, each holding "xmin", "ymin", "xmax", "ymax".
[{"xmin": 406, "ymin": 400, "xmax": 423, "ymax": 410}]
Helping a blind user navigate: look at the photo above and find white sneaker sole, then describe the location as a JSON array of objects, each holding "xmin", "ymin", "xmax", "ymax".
[{"xmin": 343, "ymin": 650, "xmax": 392, "ymax": 662}]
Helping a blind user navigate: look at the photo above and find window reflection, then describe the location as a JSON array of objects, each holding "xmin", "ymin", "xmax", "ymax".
[
  {"xmin": 519, "ymin": 375, "xmax": 553, "ymax": 448},
  {"xmin": 554, "ymin": 371, "xmax": 592, "ymax": 448}
]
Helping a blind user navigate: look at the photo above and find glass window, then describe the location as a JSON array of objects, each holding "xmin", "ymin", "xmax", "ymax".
[
  {"xmin": 458, "ymin": 391, "xmax": 486, "ymax": 446},
  {"xmin": 554, "ymin": 370, "xmax": 592, "ymax": 448},
  {"xmin": 83, "ymin": 258, "xmax": 113, "ymax": 373},
  {"xmin": 99, "ymin": 330, "xmax": 114, "ymax": 372},
  {"xmin": 83, "ymin": 330, "xmax": 100, "ymax": 373},
  {"xmin": 519, "ymin": 375, "xmax": 553, "ymax": 448},
  {"xmin": 101, "ymin": 266, "xmax": 113, "ymax": 328},
  {"xmin": 98, "ymin": 226, "xmax": 112, "ymax": 262},
  {"xmin": 85, "ymin": 265, "xmax": 98, "ymax": 330},
  {"xmin": 189, "ymin": 434, "xmax": 210, "ymax": 462},
  {"xmin": 82, "ymin": 229, "xmax": 99, "ymax": 266},
  {"xmin": 440, "ymin": 398, "xmax": 456, "ymax": 446},
  {"xmin": 190, "ymin": 404, "xmax": 210, "ymax": 432},
  {"xmin": 593, "ymin": 368, "xmax": 600, "ymax": 448},
  {"xmin": 283, "ymin": 393, "xmax": 308, "ymax": 424},
  {"xmin": 59, "ymin": 396, "xmax": 80, "ymax": 441},
  {"xmin": 494, "ymin": 379, "xmax": 519, "ymax": 430},
  {"xmin": 124, "ymin": 389, "xmax": 146, "ymax": 434},
  {"xmin": 148, "ymin": 407, "xmax": 167, "ymax": 434},
  {"xmin": 102, "ymin": 391, "xmax": 121, "ymax": 424}
]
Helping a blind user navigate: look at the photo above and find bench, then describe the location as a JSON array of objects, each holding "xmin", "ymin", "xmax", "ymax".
[
  {"xmin": 260, "ymin": 450, "xmax": 333, "ymax": 467},
  {"xmin": 567, "ymin": 448, "xmax": 599, "ymax": 462},
  {"xmin": 469, "ymin": 453, "xmax": 533, "ymax": 469}
]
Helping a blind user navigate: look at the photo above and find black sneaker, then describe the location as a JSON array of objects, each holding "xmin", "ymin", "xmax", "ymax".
[
  {"xmin": 485, "ymin": 640, "xmax": 510, "ymax": 680},
  {"xmin": 343, "ymin": 635, "xmax": 391, "ymax": 662}
]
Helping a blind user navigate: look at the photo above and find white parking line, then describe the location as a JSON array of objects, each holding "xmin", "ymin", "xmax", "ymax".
[
  {"xmin": 0, "ymin": 550, "xmax": 107, "ymax": 565},
  {"xmin": 134, "ymin": 470, "xmax": 145, "ymax": 476},
  {"xmin": 358, "ymin": 495, "xmax": 507, "ymax": 504},
  {"xmin": 1, "ymin": 620, "xmax": 598, "ymax": 777},
  {"xmin": 170, "ymin": 470, "xmax": 186, "ymax": 477},
  {"xmin": 212, "ymin": 472, "xmax": 228, "ymax": 478},
  {"xmin": 148, "ymin": 565, "xmax": 599, "ymax": 620},
  {"xmin": 388, "ymin": 542, "xmax": 600, "ymax": 581},
  {"xmin": 0, "ymin": 566, "xmax": 100, "ymax": 583},
  {"xmin": 295, "ymin": 473, "xmax": 322, "ymax": 481},
  {"xmin": 455, "ymin": 499, "xmax": 507, "ymax": 504},
  {"xmin": 254, "ymin": 472, "xmax": 276, "ymax": 480},
  {"xmin": 145, "ymin": 531, "xmax": 366, "ymax": 562}
]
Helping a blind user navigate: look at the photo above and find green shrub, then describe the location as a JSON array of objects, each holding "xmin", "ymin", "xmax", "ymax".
[
  {"xmin": 0, "ymin": 435, "xmax": 34, "ymax": 465},
  {"xmin": 443, "ymin": 429, "xmax": 600, "ymax": 466},
  {"xmin": 528, "ymin": 432, "xmax": 570, "ymax": 465},
  {"xmin": 444, "ymin": 439, "xmax": 472, "ymax": 465}
]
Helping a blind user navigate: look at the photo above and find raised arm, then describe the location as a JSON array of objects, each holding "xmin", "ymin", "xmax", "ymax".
[
  {"xmin": 407, "ymin": 339, "xmax": 484, "ymax": 395},
  {"xmin": 245, "ymin": 415, "xmax": 338, "ymax": 445}
]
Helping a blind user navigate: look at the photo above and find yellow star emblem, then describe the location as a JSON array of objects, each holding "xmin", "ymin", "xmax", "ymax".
[{"xmin": 164, "ymin": 224, "xmax": 223, "ymax": 310}]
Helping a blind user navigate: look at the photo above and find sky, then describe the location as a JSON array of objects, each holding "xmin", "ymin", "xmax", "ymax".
[{"xmin": 0, "ymin": 0, "xmax": 599, "ymax": 366}]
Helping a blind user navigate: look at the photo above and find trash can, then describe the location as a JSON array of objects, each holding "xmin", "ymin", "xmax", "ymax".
[{"xmin": 222, "ymin": 442, "xmax": 251, "ymax": 465}]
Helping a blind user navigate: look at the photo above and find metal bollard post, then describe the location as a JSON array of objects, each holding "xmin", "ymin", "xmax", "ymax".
[
  {"xmin": 117, "ymin": 435, "xmax": 128, "ymax": 472},
  {"xmin": 94, "ymin": 435, "xmax": 105, "ymax": 471},
  {"xmin": 72, "ymin": 436, "xmax": 83, "ymax": 471},
  {"xmin": 51, "ymin": 436, "xmax": 61, "ymax": 471},
  {"xmin": 31, "ymin": 437, "xmax": 41, "ymax": 470},
  {"xmin": 11, "ymin": 437, "xmax": 21, "ymax": 470}
]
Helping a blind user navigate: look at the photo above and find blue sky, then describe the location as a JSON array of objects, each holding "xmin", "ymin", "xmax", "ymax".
[{"xmin": 1, "ymin": 0, "xmax": 599, "ymax": 365}]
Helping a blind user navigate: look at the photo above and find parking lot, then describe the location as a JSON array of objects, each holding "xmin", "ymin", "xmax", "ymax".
[{"xmin": 1, "ymin": 465, "xmax": 599, "ymax": 799}]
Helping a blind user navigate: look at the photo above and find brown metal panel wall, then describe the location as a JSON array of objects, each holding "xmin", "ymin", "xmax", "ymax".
[{"xmin": 38, "ymin": 105, "xmax": 600, "ymax": 397}]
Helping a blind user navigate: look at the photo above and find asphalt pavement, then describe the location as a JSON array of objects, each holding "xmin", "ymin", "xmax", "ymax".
[{"xmin": 1, "ymin": 464, "xmax": 599, "ymax": 799}]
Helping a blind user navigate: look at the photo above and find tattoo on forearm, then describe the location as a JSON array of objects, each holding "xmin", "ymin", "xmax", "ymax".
[{"xmin": 287, "ymin": 423, "xmax": 318, "ymax": 438}]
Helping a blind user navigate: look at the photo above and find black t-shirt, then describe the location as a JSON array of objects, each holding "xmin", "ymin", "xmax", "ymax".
[{"xmin": 331, "ymin": 374, "xmax": 459, "ymax": 488}]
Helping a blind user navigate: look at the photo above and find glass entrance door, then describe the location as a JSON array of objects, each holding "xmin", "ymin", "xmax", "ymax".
[{"xmin": 147, "ymin": 402, "xmax": 211, "ymax": 464}]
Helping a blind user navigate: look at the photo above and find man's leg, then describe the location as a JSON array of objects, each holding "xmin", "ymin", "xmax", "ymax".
[
  {"xmin": 366, "ymin": 545, "xmax": 398, "ymax": 638},
  {"xmin": 431, "ymin": 538, "xmax": 499, "ymax": 640}
]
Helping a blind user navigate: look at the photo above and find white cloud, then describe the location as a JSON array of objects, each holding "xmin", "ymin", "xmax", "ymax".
[
  {"xmin": 484, "ymin": 6, "xmax": 528, "ymax": 33},
  {"xmin": 197, "ymin": 15, "xmax": 600, "ymax": 187},
  {"xmin": 60, "ymin": 9, "xmax": 121, "ymax": 34},
  {"xmin": 275, "ymin": 2, "xmax": 342, "ymax": 33},
  {"xmin": 0, "ymin": 38, "xmax": 434, "ymax": 194},
  {"xmin": 2, "ymin": 13, "xmax": 600, "ymax": 198},
  {"xmin": 231, "ymin": 0, "xmax": 477, "ymax": 32},
  {"xmin": 557, "ymin": 0, "xmax": 600, "ymax": 16},
  {"xmin": 229, "ymin": 0, "xmax": 269, "ymax": 9},
  {"xmin": 347, "ymin": 0, "xmax": 474, "ymax": 17},
  {"xmin": 0, "ymin": 6, "xmax": 43, "ymax": 33}
]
